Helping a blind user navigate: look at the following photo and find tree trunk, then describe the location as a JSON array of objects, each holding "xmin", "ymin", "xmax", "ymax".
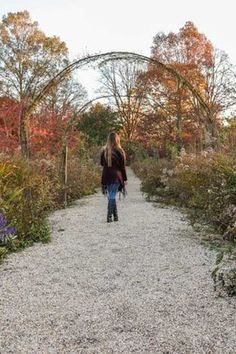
[
  {"xmin": 19, "ymin": 108, "xmax": 30, "ymax": 158},
  {"xmin": 176, "ymin": 108, "xmax": 182, "ymax": 154},
  {"xmin": 176, "ymin": 81, "xmax": 183, "ymax": 155}
]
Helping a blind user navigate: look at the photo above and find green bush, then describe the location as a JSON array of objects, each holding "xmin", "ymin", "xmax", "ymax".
[
  {"xmin": 0, "ymin": 246, "xmax": 7, "ymax": 263},
  {"xmin": 122, "ymin": 140, "xmax": 148, "ymax": 165},
  {"xmin": 0, "ymin": 155, "xmax": 53, "ymax": 261},
  {"xmin": 66, "ymin": 157, "xmax": 100, "ymax": 202},
  {"xmin": 132, "ymin": 158, "xmax": 176, "ymax": 202},
  {"xmin": 212, "ymin": 249, "xmax": 236, "ymax": 297},
  {"xmin": 176, "ymin": 153, "xmax": 236, "ymax": 234}
]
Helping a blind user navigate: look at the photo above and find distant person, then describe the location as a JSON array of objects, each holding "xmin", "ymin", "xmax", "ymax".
[{"xmin": 100, "ymin": 132, "xmax": 127, "ymax": 222}]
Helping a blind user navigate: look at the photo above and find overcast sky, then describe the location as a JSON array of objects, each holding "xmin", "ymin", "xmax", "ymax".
[{"xmin": 1, "ymin": 0, "xmax": 236, "ymax": 96}]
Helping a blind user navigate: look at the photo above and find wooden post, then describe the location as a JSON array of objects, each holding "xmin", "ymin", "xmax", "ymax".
[
  {"xmin": 64, "ymin": 145, "xmax": 68, "ymax": 207},
  {"xmin": 59, "ymin": 143, "xmax": 68, "ymax": 207}
]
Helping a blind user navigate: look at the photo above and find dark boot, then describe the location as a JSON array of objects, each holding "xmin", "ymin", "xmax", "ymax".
[
  {"xmin": 107, "ymin": 200, "xmax": 113, "ymax": 222},
  {"xmin": 113, "ymin": 200, "xmax": 118, "ymax": 221}
]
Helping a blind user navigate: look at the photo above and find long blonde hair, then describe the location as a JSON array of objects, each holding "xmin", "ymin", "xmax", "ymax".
[{"xmin": 104, "ymin": 132, "xmax": 125, "ymax": 167}]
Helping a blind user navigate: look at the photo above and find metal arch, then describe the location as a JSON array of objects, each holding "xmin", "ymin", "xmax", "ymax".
[{"xmin": 25, "ymin": 51, "xmax": 211, "ymax": 118}]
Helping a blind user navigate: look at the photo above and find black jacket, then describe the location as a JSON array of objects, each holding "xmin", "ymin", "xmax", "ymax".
[{"xmin": 101, "ymin": 148, "xmax": 127, "ymax": 190}]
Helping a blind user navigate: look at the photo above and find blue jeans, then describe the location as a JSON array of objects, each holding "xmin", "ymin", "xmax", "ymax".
[{"xmin": 106, "ymin": 183, "xmax": 119, "ymax": 201}]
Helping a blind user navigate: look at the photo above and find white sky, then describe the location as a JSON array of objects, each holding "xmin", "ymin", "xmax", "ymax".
[{"xmin": 1, "ymin": 0, "xmax": 236, "ymax": 97}]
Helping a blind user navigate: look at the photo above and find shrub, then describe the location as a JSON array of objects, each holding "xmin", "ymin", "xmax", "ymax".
[
  {"xmin": 122, "ymin": 140, "xmax": 148, "ymax": 165},
  {"xmin": 0, "ymin": 155, "xmax": 53, "ymax": 261},
  {"xmin": 132, "ymin": 158, "xmax": 176, "ymax": 201},
  {"xmin": 0, "ymin": 246, "xmax": 7, "ymax": 263},
  {"xmin": 0, "ymin": 155, "xmax": 53, "ymax": 234},
  {"xmin": 66, "ymin": 157, "xmax": 100, "ymax": 202},
  {"xmin": 212, "ymin": 249, "xmax": 236, "ymax": 297},
  {"xmin": 36, "ymin": 157, "xmax": 62, "ymax": 208}
]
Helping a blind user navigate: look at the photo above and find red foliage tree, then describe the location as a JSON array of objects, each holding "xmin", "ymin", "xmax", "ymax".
[{"xmin": 0, "ymin": 96, "xmax": 21, "ymax": 153}]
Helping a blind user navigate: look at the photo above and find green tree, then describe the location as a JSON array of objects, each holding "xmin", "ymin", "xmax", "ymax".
[{"xmin": 78, "ymin": 103, "xmax": 121, "ymax": 145}]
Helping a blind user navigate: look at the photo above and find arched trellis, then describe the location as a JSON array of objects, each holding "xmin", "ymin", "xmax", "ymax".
[{"xmin": 20, "ymin": 51, "xmax": 213, "ymax": 158}]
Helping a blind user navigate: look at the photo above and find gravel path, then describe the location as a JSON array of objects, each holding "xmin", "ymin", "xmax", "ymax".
[{"xmin": 0, "ymin": 168, "xmax": 236, "ymax": 354}]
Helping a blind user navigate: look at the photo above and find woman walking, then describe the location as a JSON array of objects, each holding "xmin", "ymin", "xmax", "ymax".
[{"xmin": 101, "ymin": 132, "xmax": 127, "ymax": 222}]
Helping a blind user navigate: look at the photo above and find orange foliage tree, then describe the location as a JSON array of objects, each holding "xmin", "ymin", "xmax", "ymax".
[
  {"xmin": 0, "ymin": 11, "xmax": 69, "ymax": 157},
  {"xmin": 138, "ymin": 22, "xmax": 218, "ymax": 152}
]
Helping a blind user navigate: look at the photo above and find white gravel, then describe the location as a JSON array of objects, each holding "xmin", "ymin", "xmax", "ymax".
[{"xmin": 0, "ymin": 168, "xmax": 236, "ymax": 354}]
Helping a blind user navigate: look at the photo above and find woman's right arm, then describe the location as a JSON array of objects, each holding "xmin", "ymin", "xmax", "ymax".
[{"xmin": 119, "ymin": 150, "xmax": 127, "ymax": 182}]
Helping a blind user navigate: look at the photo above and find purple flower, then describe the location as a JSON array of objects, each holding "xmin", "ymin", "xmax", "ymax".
[
  {"xmin": 0, "ymin": 213, "xmax": 7, "ymax": 228},
  {"xmin": 4, "ymin": 226, "xmax": 17, "ymax": 235},
  {"xmin": 0, "ymin": 212, "xmax": 17, "ymax": 243}
]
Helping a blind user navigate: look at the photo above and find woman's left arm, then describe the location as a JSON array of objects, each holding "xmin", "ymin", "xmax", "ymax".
[
  {"xmin": 119, "ymin": 150, "xmax": 127, "ymax": 182},
  {"xmin": 100, "ymin": 149, "xmax": 105, "ymax": 166}
]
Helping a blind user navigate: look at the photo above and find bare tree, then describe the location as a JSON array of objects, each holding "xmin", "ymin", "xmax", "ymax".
[
  {"xmin": 98, "ymin": 60, "xmax": 148, "ymax": 140},
  {"xmin": 190, "ymin": 48, "xmax": 236, "ymax": 146},
  {"xmin": 204, "ymin": 48, "xmax": 236, "ymax": 114}
]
